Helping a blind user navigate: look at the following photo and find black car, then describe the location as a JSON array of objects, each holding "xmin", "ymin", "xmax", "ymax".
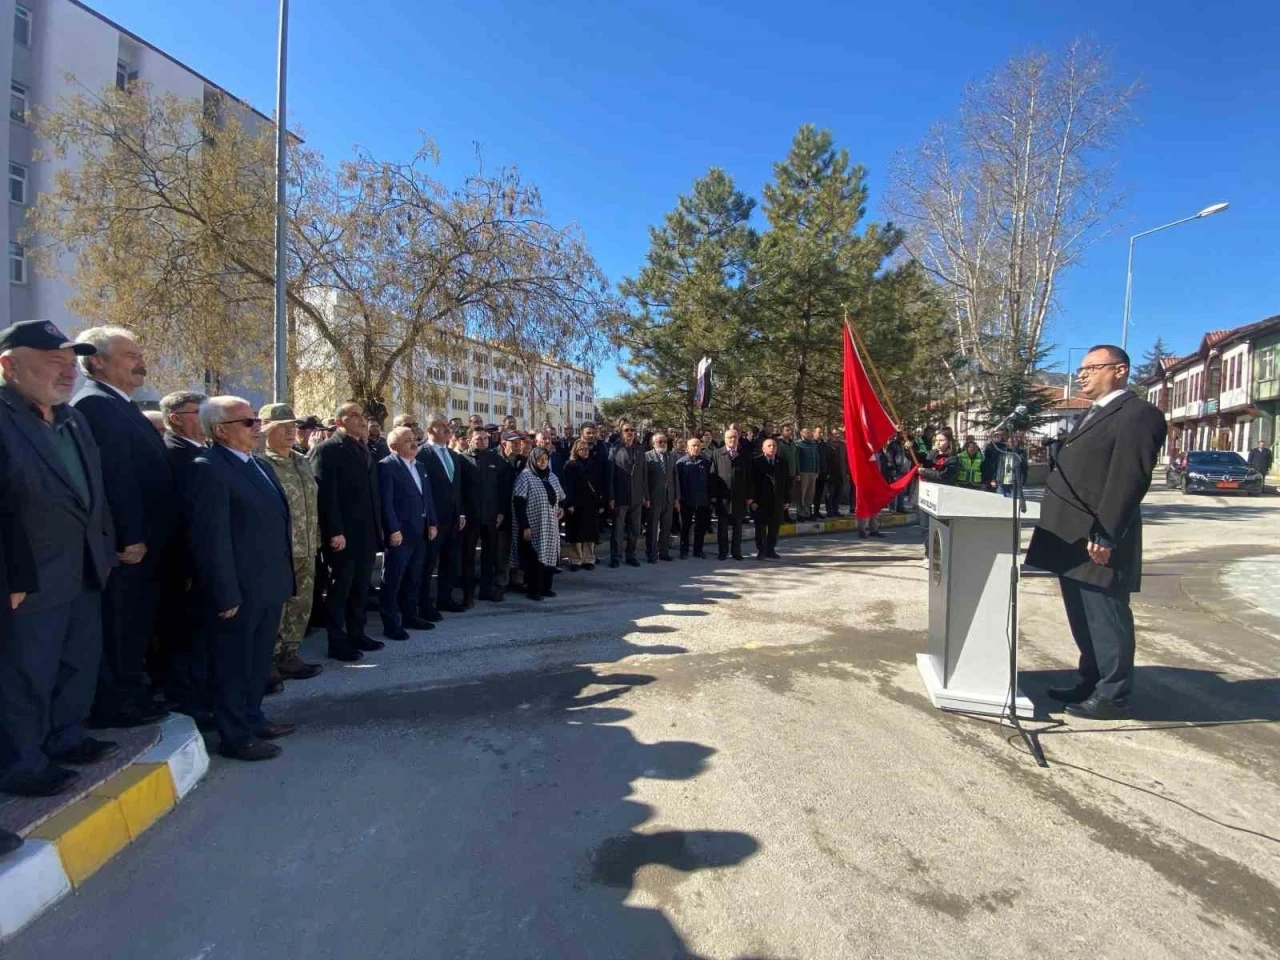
[{"xmin": 1165, "ymin": 450, "xmax": 1265, "ymax": 495}]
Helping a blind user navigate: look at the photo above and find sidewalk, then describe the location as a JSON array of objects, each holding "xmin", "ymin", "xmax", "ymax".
[{"xmin": 0, "ymin": 714, "xmax": 209, "ymax": 942}]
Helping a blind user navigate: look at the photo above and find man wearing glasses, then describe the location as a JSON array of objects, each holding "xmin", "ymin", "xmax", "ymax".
[
  {"xmin": 1026, "ymin": 345, "xmax": 1167, "ymax": 721},
  {"xmin": 182, "ymin": 397, "xmax": 296, "ymax": 761},
  {"xmin": 312, "ymin": 403, "xmax": 385, "ymax": 662},
  {"xmin": 605, "ymin": 423, "xmax": 650, "ymax": 568},
  {"xmin": 376, "ymin": 427, "xmax": 438, "ymax": 639}
]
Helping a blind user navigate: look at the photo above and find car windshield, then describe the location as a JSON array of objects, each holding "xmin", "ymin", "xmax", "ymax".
[{"xmin": 1187, "ymin": 452, "xmax": 1247, "ymax": 467}]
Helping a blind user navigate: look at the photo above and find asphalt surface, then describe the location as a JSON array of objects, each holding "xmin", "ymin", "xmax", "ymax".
[{"xmin": 6, "ymin": 490, "xmax": 1279, "ymax": 959}]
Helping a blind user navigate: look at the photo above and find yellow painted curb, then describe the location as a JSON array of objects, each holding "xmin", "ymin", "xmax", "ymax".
[
  {"xmin": 28, "ymin": 795, "xmax": 131, "ymax": 887},
  {"xmin": 91, "ymin": 763, "xmax": 176, "ymax": 840}
]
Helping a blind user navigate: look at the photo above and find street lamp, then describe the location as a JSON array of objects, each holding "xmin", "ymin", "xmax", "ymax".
[
  {"xmin": 1063, "ymin": 346, "xmax": 1090, "ymax": 399},
  {"xmin": 1122, "ymin": 202, "xmax": 1229, "ymax": 352}
]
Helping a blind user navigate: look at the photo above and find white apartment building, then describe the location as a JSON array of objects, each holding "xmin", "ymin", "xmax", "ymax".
[
  {"xmin": 294, "ymin": 292, "xmax": 596, "ymax": 428},
  {"xmin": 3, "ymin": 0, "xmax": 273, "ymax": 404}
]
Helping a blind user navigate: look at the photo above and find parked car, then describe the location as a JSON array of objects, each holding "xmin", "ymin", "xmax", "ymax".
[{"xmin": 1165, "ymin": 450, "xmax": 1265, "ymax": 495}]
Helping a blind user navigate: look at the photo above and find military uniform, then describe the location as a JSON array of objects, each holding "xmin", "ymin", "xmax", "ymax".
[{"xmin": 259, "ymin": 404, "xmax": 323, "ymax": 681}]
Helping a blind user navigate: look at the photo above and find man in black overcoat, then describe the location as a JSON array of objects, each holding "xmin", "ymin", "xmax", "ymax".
[
  {"xmin": 712, "ymin": 427, "xmax": 751, "ymax": 560},
  {"xmin": 417, "ymin": 414, "xmax": 467, "ymax": 617},
  {"xmin": 1025, "ymin": 345, "xmax": 1168, "ymax": 720},
  {"xmin": 312, "ymin": 402, "xmax": 384, "ymax": 661},
  {"xmin": 750, "ymin": 437, "xmax": 789, "ymax": 560}
]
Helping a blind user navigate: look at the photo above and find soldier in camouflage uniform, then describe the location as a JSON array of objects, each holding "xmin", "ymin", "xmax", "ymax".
[{"xmin": 259, "ymin": 404, "xmax": 324, "ymax": 681}]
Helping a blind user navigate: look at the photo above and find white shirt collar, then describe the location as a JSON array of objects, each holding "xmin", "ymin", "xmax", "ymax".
[
  {"xmin": 1094, "ymin": 389, "xmax": 1128, "ymax": 409},
  {"xmin": 92, "ymin": 379, "xmax": 133, "ymax": 403},
  {"xmin": 224, "ymin": 445, "xmax": 252, "ymax": 462},
  {"xmin": 399, "ymin": 454, "xmax": 418, "ymax": 471}
]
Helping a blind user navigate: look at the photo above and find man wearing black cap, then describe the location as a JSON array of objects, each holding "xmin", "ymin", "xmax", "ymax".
[
  {"xmin": 296, "ymin": 415, "xmax": 323, "ymax": 456},
  {"xmin": 0, "ymin": 321, "xmax": 118, "ymax": 797},
  {"xmin": 71, "ymin": 325, "xmax": 176, "ymax": 728}
]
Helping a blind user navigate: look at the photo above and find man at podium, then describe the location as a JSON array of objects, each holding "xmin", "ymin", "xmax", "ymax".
[{"xmin": 1024, "ymin": 345, "xmax": 1168, "ymax": 721}]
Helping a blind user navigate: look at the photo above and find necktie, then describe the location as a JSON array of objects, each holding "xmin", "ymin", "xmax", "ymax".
[
  {"xmin": 1075, "ymin": 404, "xmax": 1101, "ymax": 432},
  {"xmin": 437, "ymin": 445, "xmax": 454, "ymax": 481},
  {"xmin": 245, "ymin": 455, "xmax": 279, "ymax": 498}
]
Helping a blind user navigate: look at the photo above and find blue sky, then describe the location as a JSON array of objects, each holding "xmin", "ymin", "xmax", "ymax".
[{"xmin": 93, "ymin": 0, "xmax": 1279, "ymax": 396}]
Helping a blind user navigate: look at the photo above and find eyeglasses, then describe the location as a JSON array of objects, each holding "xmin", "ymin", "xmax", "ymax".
[
  {"xmin": 173, "ymin": 409, "xmax": 200, "ymax": 418},
  {"xmin": 622, "ymin": 428, "xmax": 636, "ymax": 434},
  {"xmin": 1077, "ymin": 362, "xmax": 1123, "ymax": 375},
  {"xmin": 219, "ymin": 417, "xmax": 261, "ymax": 428}
]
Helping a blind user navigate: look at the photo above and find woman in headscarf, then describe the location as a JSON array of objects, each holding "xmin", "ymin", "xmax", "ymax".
[
  {"xmin": 511, "ymin": 445, "xmax": 566, "ymax": 600},
  {"xmin": 561, "ymin": 438, "xmax": 603, "ymax": 571}
]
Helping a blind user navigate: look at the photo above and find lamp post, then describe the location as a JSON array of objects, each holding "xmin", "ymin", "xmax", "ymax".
[
  {"xmin": 272, "ymin": 0, "xmax": 289, "ymax": 402},
  {"xmin": 1063, "ymin": 346, "xmax": 1090, "ymax": 399},
  {"xmin": 1122, "ymin": 202, "xmax": 1229, "ymax": 352}
]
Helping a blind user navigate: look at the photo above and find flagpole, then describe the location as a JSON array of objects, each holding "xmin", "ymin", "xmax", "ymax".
[{"xmin": 844, "ymin": 308, "xmax": 920, "ymax": 468}]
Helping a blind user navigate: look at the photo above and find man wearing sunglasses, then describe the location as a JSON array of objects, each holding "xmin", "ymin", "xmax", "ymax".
[
  {"xmin": 182, "ymin": 397, "xmax": 296, "ymax": 761},
  {"xmin": 605, "ymin": 422, "xmax": 650, "ymax": 567},
  {"xmin": 1025, "ymin": 344, "xmax": 1167, "ymax": 721}
]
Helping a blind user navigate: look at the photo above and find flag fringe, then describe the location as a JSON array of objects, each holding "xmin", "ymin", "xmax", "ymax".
[{"xmin": 842, "ymin": 307, "xmax": 920, "ymax": 468}]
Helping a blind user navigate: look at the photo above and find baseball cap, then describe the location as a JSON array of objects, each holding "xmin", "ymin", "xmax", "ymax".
[
  {"xmin": 0, "ymin": 320, "xmax": 97, "ymax": 355},
  {"xmin": 258, "ymin": 402, "xmax": 299, "ymax": 426}
]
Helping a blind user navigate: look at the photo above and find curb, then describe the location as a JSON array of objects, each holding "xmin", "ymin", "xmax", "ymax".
[
  {"xmin": 0, "ymin": 714, "xmax": 209, "ymax": 942},
  {"xmin": 779, "ymin": 511, "xmax": 918, "ymax": 538}
]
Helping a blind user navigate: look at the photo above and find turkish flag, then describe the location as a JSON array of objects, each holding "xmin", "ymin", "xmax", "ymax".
[{"xmin": 843, "ymin": 325, "xmax": 917, "ymax": 519}]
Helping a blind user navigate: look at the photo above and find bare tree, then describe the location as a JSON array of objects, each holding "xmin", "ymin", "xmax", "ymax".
[{"xmin": 887, "ymin": 41, "xmax": 1138, "ymax": 401}]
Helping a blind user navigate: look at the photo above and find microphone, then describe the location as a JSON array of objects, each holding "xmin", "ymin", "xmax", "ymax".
[{"xmin": 994, "ymin": 404, "xmax": 1028, "ymax": 432}]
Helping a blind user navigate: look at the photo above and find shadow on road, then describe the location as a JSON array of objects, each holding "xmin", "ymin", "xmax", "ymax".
[{"xmin": 1021, "ymin": 666, "xmax": 1280, "ymax": 724}]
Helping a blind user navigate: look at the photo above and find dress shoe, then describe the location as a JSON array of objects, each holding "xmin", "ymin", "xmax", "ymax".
[
  {"xmin": 659, "ymin": 555, "xmax": 674, "ymax": 562},
  {"xmin": 767, "ymin": 551, "xmax": 782, "ymax": 559},
  {"xmin": 526, "ymin": 590, "xmax": 544, "ymax": 602},
  {"xmin": 194, "ymin": 712, "xmax": 218, "ymax": 733},
  {"xmin": 219, "ymin": 739, "xmax": 281, "ymax": 761},
  {"xmin": 4, "ymin": 765, "xmax": 80, "ymax": 797},
  {"xmin": 569, "ymin": 563, "xmax": 581, "ymax": 572},
  {"xmin": 755, "ymin": 554, "xmax": 767, "ymax": 561},
  {"xmin": 582, "ymin": 563, "xmax": 595, "ymax": 571},
  {"xmin": 439, "ymin": 601, "xmax": 466, "ymax": 613},
  {"xmin": 51, "ymin": 737, "xmax": 120, "ymax": 765},
  {"xmin": 0, "ymin": 829, "xmax": 22, "ymax": 856},
  {"xmin": 1064, "ymin": 695, "xmax": 1131, "ymax": 721},
  {"xmin": 718, "ymin": 553, "xmax": 727, "ymax": 560},
  {"xmin": 256, "ymin": 722, "xmax": 297, "ymax": 740},
  {"xmin": 479, "ymin": 590, "xmax": 505, "ymax": 603},
  {"xmin": 265, "ymin": 666, "xmax": 285, "ymax": 696},
  {"xmin": 276, "ymin": 653, "xmax": 323, "ymax": 681},
  {"xmin": 647, "ymin": 558, "xmax": 658, "ymax": 565},
  {"xmin": 627, "ymin": 558, "xmax": 642, "ymax": 568},
  {"xmin": 858, "ymin": 531, "xmax": 867, "ymax": 539},
  {"xmin": 383, "ymin": 628, "xmax": 411, "ymax": 642},
  {"xmin": 609, "ymin": 559, "xmax": 621, "ymax": 568},
  {"xmin": 403, "ymin": 616, "xmax": 435, "ymax": 631},
  {"xmin": 462, "ymin": 594, "xmax": 476, "ymax": 609},
  {"xmin": 543, "ymin": 588, "xmax": 557, "ymax": 598},
  {"xmin": 86, "ymin": 705, "xmax": 168, "ymax": 730},
  {"xmin": 732, "ymin": 553, "xmax": 744, "ymax": 561},
  {"xmin": 425, "ymin": 610, "xmax": 444, "ymax": 622},
  {"xmin": 870, "ymin": 531, "xmax": 887, "ymax": 539},
  {"xmin": 328, "ymin": 646, "xmax": 363, "ymax": 663},
  {"xmin": 1047, "ymin": 682, "xmax": 1095, "ymax": 704},
  {"xmin": 356, "ymin": 635, "xmax": 385, "ymax": 652}
]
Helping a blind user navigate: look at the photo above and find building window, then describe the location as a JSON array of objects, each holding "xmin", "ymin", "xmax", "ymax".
[
  {"xmin": 450, "ymin": 397, "xmax": 469, "ymax": 413},
  {"xmin": 474, "ymin": 376, "xmax": 489, "ymax": 390},
  {"xmin": 1260, "ymin": 350, "xmax": 1276, "ymax": 384},
  {"xmin": 8, "ymin": 162, "xmax": 26, "ymax": 204},
  {"xmin": 9, "ymin": 242, "xmax": 26, "ymax": 283},
  {"xmin": 13, "ymin": 5, "xmax": 31, "ymax": 47},
  {"xmin": 450, "ymin": 370, "xmax": 467, "ymax": 386},
  {"xmin": 116, "ymin": 60, "xmax": 138, "ymax": 91},
  {"xmin": 474, "ymin": 401, "xmax": 489, "ymax": 415},
  {"xmin": 10, "ymin": 82, "xmax": 27, "ymax": 124}
]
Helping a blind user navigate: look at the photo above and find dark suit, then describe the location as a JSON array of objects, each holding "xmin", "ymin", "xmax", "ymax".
[
  {"xmin": 645, "ymin": 449, "xmax": 680, "ymax": 561},
  {"xmin": 182, "ymin": 443, "xmax": 294, "ymax": 748},
  {"xmin": 313, "ymin": 432, "xmax": 383, "ymax": 654},
  {"xmin": 712, "ymin": 446, "xmax": 751, "ymax": 559},
  {"xmin": 459, "ymin": 448, "xmax": 512, "ymax": 599},
  {"xmin": 417, "ymin": 442, "xmax": 464, "ymax": 614},
  {"xmin": 71, "ymin": 379, "xmax": 178, "ymax": 720},
  {"xmin": 1025, "ymin": 392, "xmax": 1167, "ymax": 705},
  {"xmin": 157, "ymin": 433, "xmax": 210, "ymax": 716},
  {"xmin": 377, "ymin": 455, "xmax": 437, "ymax": 633},
  {"xmin": 752, "ymin": 455, "xmax": 788, "ymax": 558},
  {"xmin": 0, "ymin": 387, "xmax": 114, "ymax": 787},
  {"xmin": 605, "ymin": 443, "xmax": 648, "ymax": 562}
]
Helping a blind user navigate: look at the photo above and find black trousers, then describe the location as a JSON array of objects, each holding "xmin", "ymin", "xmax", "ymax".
[
  {"xmin": 206, "ymin": 602, "xmax": 280, "ymax": 748},
  {"xmin": 716, "ymin": 502, "xmax": 744, "ymax": 558},
  {"xmin": 825, "ymin": 477, "xmax": 845, "ymax": 517},
  {"xmin": 1059, "ymin": 577, "xmax": 1135, "ymax": 703},
  {"xmin": 518, "ymin": 539, "xmax": 555, "ymax": 598},
  {"xmin": 380, "ymin": 536, "xmax": 426, "ymax": 633},
  {"xmin": 461, "ymin": 522, "xmax": 499, "ymax": 597},
  {"xmin": 0, "ymin": 590, "xmax": 102, "ymax": 787},
  {"xmin": 157, "ymin": 587, "xmax": 210, "ymax": 718},
  {"xmin": 324, "ymin": 542, "xmax": 375, "ymax": 651},
  {"xmin": 813, "ymin": 473, "xmax": 827, "ymax": 514},
  {"xmin": 680, "ymin": 505, "xmax": 711, "ymax": 556},
  {"xmin": 754, "ymin": 506, "xmax": 782, "ymax": 556},
  {"xmin": 420, "ymin": 526, "xmax": 455, "ymax": 614},
  {"xmin": 94, "ymin": 552, "xmax": 161, "ymax": 718},
  {"xmin": 610, "ymin": 504, "xmax": 642, "ymax": 561}
]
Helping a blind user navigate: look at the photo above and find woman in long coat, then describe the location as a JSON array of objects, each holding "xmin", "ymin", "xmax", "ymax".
[
  {"xmin": 511, "ymin": 446, "xmax": 566, "ymax": 601},
  {"xmin": 561, "ymin": 438, "xmax": 602, "ymax": 571}
]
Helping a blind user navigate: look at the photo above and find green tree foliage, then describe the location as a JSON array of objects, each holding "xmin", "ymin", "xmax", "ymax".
[
  {"xmin": 616, "ymin": 169, "xmax": 757, "ymax": 432},
  {"xmin": 1136, "ymin": 336, "xmax": 1172, "ymax": 382}
]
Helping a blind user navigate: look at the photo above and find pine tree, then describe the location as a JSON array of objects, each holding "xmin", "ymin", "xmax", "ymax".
[{"xmin": 1136, "ymin": 336, "xmax": 1171, "ymax": 382}]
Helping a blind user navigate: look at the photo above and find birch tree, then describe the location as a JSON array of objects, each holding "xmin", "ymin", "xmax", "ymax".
[{"xmin": 887, "ymin": 41, "xmax": 1138, "ymax": 403}]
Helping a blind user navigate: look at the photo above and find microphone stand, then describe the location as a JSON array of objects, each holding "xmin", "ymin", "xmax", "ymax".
[{"xmin": 1005, "ymin": 446, "xmax": 1048, "ymax": 767}]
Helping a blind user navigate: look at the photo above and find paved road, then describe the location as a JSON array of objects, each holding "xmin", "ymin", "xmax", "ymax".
[{"xmin": 8, "ymin": 489, "xmax": 1279, "ymax": 959}]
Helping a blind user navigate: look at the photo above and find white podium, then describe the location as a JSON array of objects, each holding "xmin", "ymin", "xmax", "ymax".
[{"xmin": 916, "ymin": 482, "xmax": 1040, "ymax": 718}]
